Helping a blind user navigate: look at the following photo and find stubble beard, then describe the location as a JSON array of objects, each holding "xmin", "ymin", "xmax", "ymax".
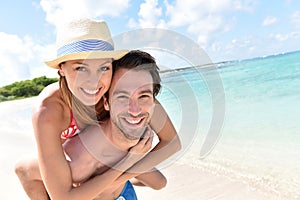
[{"xmin": 112, "ymin": 113, "xmax": 150, "ymax": 141}]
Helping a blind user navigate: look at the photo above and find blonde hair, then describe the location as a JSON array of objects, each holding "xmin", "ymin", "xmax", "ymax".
[{"xmin": 59, "ymin": 75, "xmax": 109, "ymax": 128}]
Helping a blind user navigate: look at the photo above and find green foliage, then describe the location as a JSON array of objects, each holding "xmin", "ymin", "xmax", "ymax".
[{"xmin": 0, "ymin": 76, "xmax": 59, "ymax": 102}]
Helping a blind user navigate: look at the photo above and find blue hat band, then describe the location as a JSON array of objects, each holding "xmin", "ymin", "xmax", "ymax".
[{"xmin": 57, "ymin": 39, "xmax": 114, "ymax": 57}]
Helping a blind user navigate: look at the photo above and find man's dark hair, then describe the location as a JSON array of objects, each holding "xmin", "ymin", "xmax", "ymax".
[{"xmin": 112, "ymin": 50, "xmax": 161, "ymax": 97}]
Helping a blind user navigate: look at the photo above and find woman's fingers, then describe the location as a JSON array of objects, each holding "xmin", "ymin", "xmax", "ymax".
[{"xmin": 130, "ymin": 127, "xmax": 154, "ymax": 154}]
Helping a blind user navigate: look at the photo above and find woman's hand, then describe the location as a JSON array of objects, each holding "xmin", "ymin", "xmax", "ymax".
[
  {"xmin": 129, "ymin": 126, "xmax": 154, "ymax": 155},
  {"xmin": 114, "ymin": 126, "xmax": 154, "ymax": 172}
]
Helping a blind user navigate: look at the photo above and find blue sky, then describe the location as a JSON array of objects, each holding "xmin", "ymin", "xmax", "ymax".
[{"xmin": 0, "ymin": 0, "xmax": 299, "ymax": 86}]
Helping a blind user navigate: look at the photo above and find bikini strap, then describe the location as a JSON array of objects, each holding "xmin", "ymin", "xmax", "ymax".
[{"xmin": 61, "ymin": 111, "xmax": 80, "ymax": 139}]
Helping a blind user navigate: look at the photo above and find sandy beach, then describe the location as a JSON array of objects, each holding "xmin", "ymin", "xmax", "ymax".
[
  {"xmin": 0, "ymin": 98, "xmax": 290, "ymax": 200},
  {"xmin": 135, "ymin": 163, "xmax": 276, "ymax": 200}
]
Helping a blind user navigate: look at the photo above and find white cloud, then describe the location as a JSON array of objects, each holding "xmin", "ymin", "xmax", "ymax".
[
  {"xmin": 164, "ymin": 0, "xmax": 256, "ymax": 47},
  {"xmin": 269, "ymin": 32, "xmax": 299, "ymax": 42},
  {"xmin": 165, "ymin": 0, "xmax": 256, "ymax": 26},
  {"xmin": 126, "ymin": 0, "xmax": 259, "ymax": 62},
  {"xmin": 290, "ymin": 11, "xmax": 300, "ymax": 28},
  {"xmin": 210, "ymin": 37, "xmax": 252, "ymax": 61},
  {"xmin": 266, "ymin": 32, "xmax": 300, "ymax": 54},
  {"xmin": 0, "ymin": 32, "xmax": 57, "ymax": 86},
  {"xmin": 233, "ymin": 0, "xmax": 257, "ymax": 12},
  {"xmin": 262, "ymin": 16, "xmax": 278, "ymax": 26},
  {"xmin": 128, "ymin": 0, "xmax": 166, "ymax": 28},
  {"xmin": 208, "ymin": 30, "xmax": 300, "ymax": 62},
  {"xmin": 0, "ymin": 33, "xmax": 31, "ymax": 86},
  {"xmin": 40, "ymin": 0, "xmax": 130, "ymax": 27},
  {"xmin": 166, "ymin": 0, "xmax": 225, "ymax": 27}
]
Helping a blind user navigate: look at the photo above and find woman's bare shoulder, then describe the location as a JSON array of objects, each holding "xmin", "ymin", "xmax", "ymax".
[
  {"xmin": 37, "ymin": 82, "xmax": 60, "ymax": 100},
  {"xmin": 34, "ymin": 82, "xmax": 64, "ymax": 110},
  {"xmin": 32, "ymin": 82, "xmax": 69, "ymax": 128}
]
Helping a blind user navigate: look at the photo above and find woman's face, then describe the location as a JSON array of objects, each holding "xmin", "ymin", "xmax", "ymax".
[{"xmin": 60, "ymin": 58, "xmax": 113, "ymax": 106}]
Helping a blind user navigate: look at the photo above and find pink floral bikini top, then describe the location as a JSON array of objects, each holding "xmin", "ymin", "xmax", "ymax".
[{"xmin": 61, "ymin": 112, "xmax": 80, "ymax": 139}]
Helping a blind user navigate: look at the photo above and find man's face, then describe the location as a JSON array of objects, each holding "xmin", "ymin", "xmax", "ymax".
[{"xmin": 104, "ymin": 68, "xmax": 155, "ymax": 140}]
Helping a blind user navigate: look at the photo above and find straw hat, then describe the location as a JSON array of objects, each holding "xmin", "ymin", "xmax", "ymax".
[{"xmin": 45, "ymin": 18, "xmax": 128, "ymax": 69}]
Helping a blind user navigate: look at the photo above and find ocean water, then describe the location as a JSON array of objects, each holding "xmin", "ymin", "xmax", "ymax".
[{"xmin": 157, "ymin": 50, "xmax": 300, "ymax": 199}]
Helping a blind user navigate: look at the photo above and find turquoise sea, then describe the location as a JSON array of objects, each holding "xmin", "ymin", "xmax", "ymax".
[
  {"xmin": 1, "ymin": 50, "xmax": 299, "ymax": 199},
  {"xmin": 157, "ymin": 50, "xmax": 300, "ymax": 199}
]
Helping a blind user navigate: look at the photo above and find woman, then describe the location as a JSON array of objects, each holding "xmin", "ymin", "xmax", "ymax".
[{"xmin": 15, "ymin": 18, "xmax": 181, "ymax": 200}]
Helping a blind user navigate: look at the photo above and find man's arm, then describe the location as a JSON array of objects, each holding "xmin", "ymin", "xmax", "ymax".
[{"xmin": 130, "ymin": 168, "xmax": 167, "ymax": 190}]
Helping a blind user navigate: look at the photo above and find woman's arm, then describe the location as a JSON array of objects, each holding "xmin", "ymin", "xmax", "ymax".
[
  {"xmin": 113, "ymin": 100, "xmax": 181, "ymax": 184},
  {"xmin": 33, "ymin": 101, "xmax": 152, "ymax": 200}
]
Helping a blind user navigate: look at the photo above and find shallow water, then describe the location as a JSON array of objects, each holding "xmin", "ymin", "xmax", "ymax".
[{"xmin": 157, "ymin": 51, "xmax": 300, "ymax": 199}]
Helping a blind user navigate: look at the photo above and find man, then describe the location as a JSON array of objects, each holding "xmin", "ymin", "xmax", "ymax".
[{"xmin": 62, "ymin": 50, "xmax": 173, "ymax": 199}]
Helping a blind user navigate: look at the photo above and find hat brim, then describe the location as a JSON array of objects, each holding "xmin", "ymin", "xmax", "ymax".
[{"xmin": 45, "ymin": 50, "xmax": 128, "ymax": 69}]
